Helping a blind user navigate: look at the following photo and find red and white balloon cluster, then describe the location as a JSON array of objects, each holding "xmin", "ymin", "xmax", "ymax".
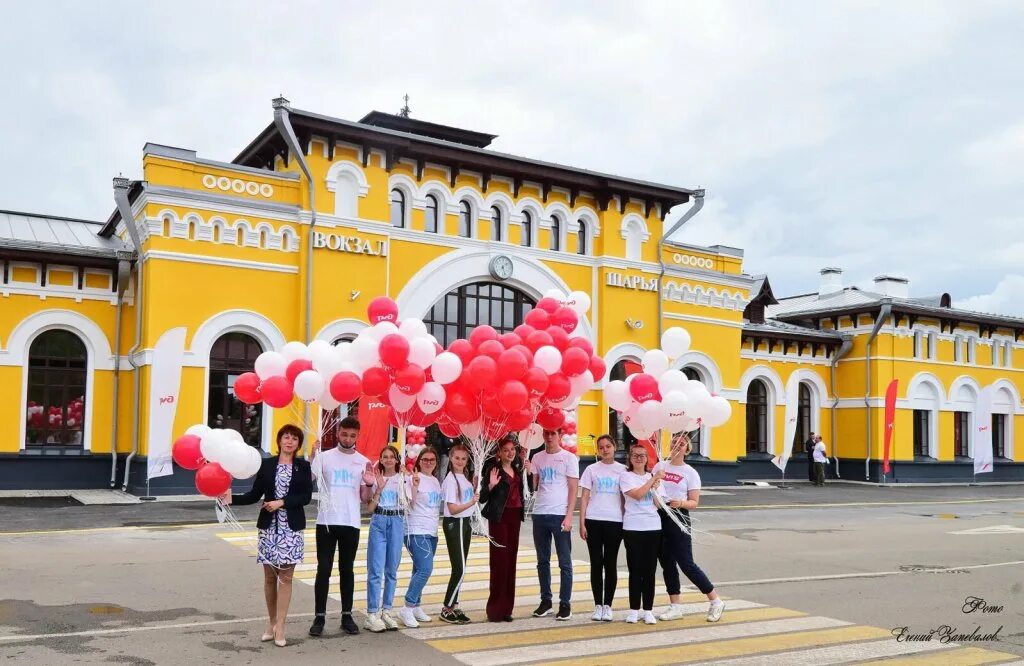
[
  {"xmin": 171, "ymin": 425, "xmax": 263, "ymax": 497},
  {"xmin": 405, "ymin": 426, "xmax": 427, "ymax": 469},
  {"xmin": 560, "ymin": 415, "xmax": 579, "ymax": 454},
  {"xmin": 604, "ymin": 327, "xmax": 732, "ymax": 441}
]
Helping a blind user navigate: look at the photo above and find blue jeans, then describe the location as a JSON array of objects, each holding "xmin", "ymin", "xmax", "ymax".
[
  {"xmin": 404, "ymin": 534, "xmax": 438, "ymax": 607},
  {"xmin": 532, "ymin": 513, "xmax": 573, "ymax": 604},
  {"xmin": 366, "ymin": 513, "xmax": 404, "ymax": 613}
]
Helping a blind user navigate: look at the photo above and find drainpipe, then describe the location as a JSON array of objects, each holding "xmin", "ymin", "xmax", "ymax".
[
  {"xmin": 113, "ymin": 177, "xmax": 146, "ymax": 492},
  {"xmin": 657, "ymin": 189, "xmax": 705, "ymax": 342},
  {"xmin": 828, "ymin": 334, "xmax": 854, "ymax": 479},
  {"xmin": 863, "ymin": 301, "xmax": 892, "ymax": 480},
  {"xmin": 108, "ymin": 252, "xmax": 134, "ymax": 487}
]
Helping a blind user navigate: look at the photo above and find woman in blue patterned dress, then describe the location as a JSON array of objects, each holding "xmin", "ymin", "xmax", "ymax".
[{"xmin": 223, "ymin": 424, "xmax": 312, "ymax": 647}]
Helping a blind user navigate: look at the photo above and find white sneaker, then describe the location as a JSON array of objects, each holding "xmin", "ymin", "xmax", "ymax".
[
  {"xmin": 380, "ymin": 610, "xmax": 398, "ymax": 631},
  {"xmin": 625, "ymin": 610, "xmax": 639, "ymax": 624},
  {"xmin": 643, "ymin": 611, "xmax": 657, "ymax": 625},
  {"xmin": 659, "ymin": 603, "xmax": 685, "ymax": 621},
  {"xmin": 412, "ymin": 606, "xmax": 433, "ymax": 623},
  {"xmin": 363, "ymin": 611, "xmax": 387, "ymax": 633},
  {"xmin": 398, "ymin": 606, "xmax": 419, "ymax": 628},
  {"xmin": 591, "ymin": 606, "xmax": 603, "ymax": 621},
  {"xmin": 601, "ymin": 605, "xmax": 613, "ymax": 622},
  {"xmin": 707, "ymin": 599, "xmax": 725, "ymax": 623}
]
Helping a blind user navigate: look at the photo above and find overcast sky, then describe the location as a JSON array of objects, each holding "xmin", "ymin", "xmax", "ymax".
[{"xmin": 3, "ymin": 2, "xmax": 1023, "ymax": 313}]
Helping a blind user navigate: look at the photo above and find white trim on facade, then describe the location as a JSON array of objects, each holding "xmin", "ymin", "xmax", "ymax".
[
  {"xmin": 315, "ymin": 318, "xmax": 370, "ymax": 344},
  {"xmin": 144, "ymin": 250, "xmax": 299, "ymax": 274}
]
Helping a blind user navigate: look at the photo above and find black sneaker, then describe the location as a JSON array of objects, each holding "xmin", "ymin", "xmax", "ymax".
[
  {"xmin": 503, "ymin": 615, "xmax": 514, "ymax": 622},
  {"xmin": 556, "ymin": 603, "xmax": 572, "ymax": 621},
  {"xmin": 439, "ymin": 608, "xmax": 460, "ymax": 624},
  {"xmin": 308, "ymin": 615, "xmax": 325, "ymax": 637},
  {"xmin": 341, "ymin": 613, "xmax": 360, "ymax": 635},
  {"xmin": 454, "ymin": 609, "xmax": 471, "ymax": 624},
  {"xmin": 532, "ymin": 600, "xmax": 553, "ymax": 617}
]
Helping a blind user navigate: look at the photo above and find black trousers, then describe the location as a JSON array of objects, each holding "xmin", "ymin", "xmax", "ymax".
[
  {"xmin": 442, "ymin": 517, "xmax": 472, "ymax": 608},
  {"xmin": 623, "ymin": 529, "xmax": 661, "ymax": 611},
  {"xmin": 807, "ymin": 456, "xmax": 815, "ymax": 481},
  {"xmin": 584, "ymin": 519, "xmax": 623, "ymax": 606},
  {"xmin": 658, "ymin": 509, "xmax": 714, "ymax": 595},
  {"xmin": 314, "ymin": 524, "xmax": 360, "ymax": 615}
]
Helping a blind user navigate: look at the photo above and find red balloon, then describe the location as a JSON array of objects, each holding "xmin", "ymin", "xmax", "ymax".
[
  {"xmin": 545, "ymin": 373, "xmax": 572, "ymax": 403},
  {"xmin": 379, "ymin": 334, "xmax": 410, "ymax": 369},
  {"xmin": 524, "ymin": 308, "xmax": 550, "ymax": 329},
  {"xmin": 478, "ymin": 339, "xmax": 505, "ymax": 361},
  {"xmin": 285, "ymin": 359, "xmax": 314, "ymax": 384},
  {"xmin": 394, "ymin": 363, "xmax": 426, "ymax": 395},
  {"xmin": 552, "ymin": 306, "xmax": 579, "ymax": 334},
  {"xmin": 387, "ymin": 407, "xmax": 401, "ymax": 429},
  {"xmin": 512, "ymin": 344, "xmax": 535, "ymax": 366},
  {"xmin": 446, "ymin": 389, "xmax": 480, "ymax": 423},
  {"xmin": 465, "ymin": 356, "xmax": 498, "ymax": 392},
  {"xmin": 172, "ymin": 434, "xmax": 204, "ymax": 470},
  {"xmin": 439, "ymin": 418, "xmax": 461, "ymax": 438},
  {"xmin": 568, "ymin": 337, "xmax": 594, "ymax": 356},
  {"xmin": 547, "ymin": 326, "xmax": 570, "ymax": 352},
  {"xmin": 588, "ymin": 355, "xmax": 607, "ymax": 381},
  {"xmin": 498, "ymin": 332, "xmax": 522, "ymax": 349},
  {"xmin": 367, "ymin": 296, "xmax": 399, "ymax": 325},
  {"xmin": 499, "ymin": 380, "xmax": 529, "ymax": 411},
  {"xmin": 330, "ymin": 371, "xmax": 362, "ymax": 402},
  {"xmin": 536, "ymin": 407, "xmax": 566, "ymax": 431},
  {"xmin": 536, "ymin": 297, "xmax": 561, "ymax": 314},
  {"xmin": 561, "ymin": 347, "xmax": 590, "ymax": 377},
  {"xmin": 629, "ymin": 373, "xmax": 661, "ymax": 403},
  {"xmin": 261, "ymin": 375, "xmax": 294, "ymax": 408},
  {"xmin": 506, "ymin": 407, "xmax": 534, "ymax": 431},
  {"xmin": 233, "ymin": 372, "xmax": 262, "ymax": 405},
  {"xmin": 513, "ymin": 324, "xmax": 536, "ymax": 340},
  {"xmin": 448, "ymin": 339, "xmax": 475, "ymax": 365},
  {"xmin": 362, "ymin": 367, "xmax": 391, "ymax": 396},
  {"xmin": 523, "ymin": 367, "xmax": 550, "ymax": 399},
  {"xmin": 407, "ymin": 404, "xmax": 440, "ymax": 428},
  {"xmin": 481, "ymin": 391, "xmax": 504, "ymax": 419},
  {"xmin": 469, "ymin": 325, "xmax": 499, "ymax": 348},
  {"xmin": 525, "ymin": 329, "xmax": 554, "ymax": 352},
  {"xmin": 485, "ymin": 421, "xmax": 507, "ymax": 441},
  {"xmin": 497, "ymin": 349, "xmax": 528, "ymax": 381},
  {"xmin": 195, "ymin": 462, "xmax": 233, "ymax": 497}
]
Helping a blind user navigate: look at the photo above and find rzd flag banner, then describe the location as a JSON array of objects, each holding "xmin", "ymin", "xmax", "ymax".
[
  {"xmin": 883, "ymin": 379, "xmax": 898, "ymax": 475},
  {"xmin": 146, "ymin": 327, "xmax": 187, "ymax": 480},
  {"xmin": 974, "ymin": 385, "xmax": 994, "ymax": 475},
  {"xmin": 357, "ymin": 398, "xmax": 391, "ymax": 461},
  {"xmin": 773, "ymin": 378, "xmax": 802, "ymax": 473}
]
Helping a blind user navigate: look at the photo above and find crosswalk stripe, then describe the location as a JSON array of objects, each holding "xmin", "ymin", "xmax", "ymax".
[
  {"xmin": 428, "ymin": 606, "xmax": 800, "ymax": 654},
  {"xmin": 686, "ymin": 638, "xmax": 958, "ymax": 665},
  {"xmin": 302, "ymin": 559, "xmax": 556, "ymax": 582},
  {"xmin": 854, "ymin": 646, "xmax": 1024, "ymax": 665},
  {"xmin": 453, "ymin": 616, "xmax": 854, "ymax": 666}
]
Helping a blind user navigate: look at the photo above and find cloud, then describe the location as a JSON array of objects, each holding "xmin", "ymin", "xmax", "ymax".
[{"xmin": 957, "ymin": 274, "xmax": 1024, "ymax": 317}]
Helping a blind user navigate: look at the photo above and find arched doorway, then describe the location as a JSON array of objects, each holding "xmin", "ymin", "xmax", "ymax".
[
  {"xmin": 745, "ymin": 379, "xmax": 769, "ymax": 455},
  {"xmin": 208, "ymin": 332, "xmax": 264, "ymax": 448},
  {"xmin": 25, "ymin": 330, "xmax": 88, "ymax": 448},
  {"xmin": 792, "ymin": 383, "xmax": 812, "ymax": 456}
]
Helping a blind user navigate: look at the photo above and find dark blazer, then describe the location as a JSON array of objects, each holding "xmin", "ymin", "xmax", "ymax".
[
  {"xmin": 232, "ymin": 456, "xmax": 313, "ymax": 531},
  {"xmin": 479, "ymin": 456, "xmax": 525, "ymax": 523}
]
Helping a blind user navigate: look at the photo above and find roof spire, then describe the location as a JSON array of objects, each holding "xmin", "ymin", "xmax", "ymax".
[{"xmin": 398, "ymin": 93, "xmax": 411, "ymax": 118}]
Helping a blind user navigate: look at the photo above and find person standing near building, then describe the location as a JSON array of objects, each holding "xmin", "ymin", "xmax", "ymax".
[
  {"xmin": 813, "ymin": 435, "xmax": 829, "ymax": 486},
  {"xmin": 308, "ymin": 417, "xmax": 372, "ymax": 637},
  {"xmin": 530, "ymin": 427, "xmax": 579, "ymax": 621},
  {"xmin": 579, "ymin": 434, "xmax": 625, "ymax": 622},
  {"xmin": 439, "ymin": 443, "xmax": 479, "ymax": 624},
  {"xmin": 400, "ymin": 447, "xmax": 443, "ymax": 628},
  {"xmin": 804, "ymin": 432, "xmax": 816, "ymax": 483},
  {"xmin": 619, "ymin": 444, "xmax": 663, "ymax": 625},
  {"xmin": 363, "ymin": 445, "xmax": 404, "ymax": 633},
  {"xmin": 481, "ymin": 437, "xmax": 528, "ymax": 622},
  {"xmin": 655, "ymin": 434, "xmax": 725, "ymax": 623}
]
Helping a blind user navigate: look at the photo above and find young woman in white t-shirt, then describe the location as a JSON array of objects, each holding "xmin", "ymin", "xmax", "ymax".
[
  {"xmin": 439, "ymin": 443, "xmax": 479, "ymax": 624},
  {"xmin": 579, "ymin": 434, "xmax": 626, "ymax": 622},
  {"xmin": 655, "ymin": 434, "xmax": 724, "ymax": 623},
  {"xmin": 400, "ymin": 446, "xmax": 443, "ymax": 629},
  {"xmin": 619, "ymin": 443, "xmax": 665, "ymax": 625},
  {"xmin": 363, "ymin": 445, "xmax": 405, "ymax": 633}
]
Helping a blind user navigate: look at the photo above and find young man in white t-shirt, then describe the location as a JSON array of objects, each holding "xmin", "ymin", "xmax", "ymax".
[
  {"xmin": 530, "ymin": 427, "xmax": 579, "ymax": 621},
  {"xmin": 308, "ymin": 417, "xmax": 373, "ymax": 637},
  {"xmin": 812, "ymin": 435, "xmax": 828, "ymax": 486}
]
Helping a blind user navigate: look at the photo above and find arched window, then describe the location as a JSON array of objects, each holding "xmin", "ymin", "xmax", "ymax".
[
  {"xmin": 745, "ymin": 379, "xmax": 768, "ymax": 455},
  {"xmin": 608, "ymin": 359, "xmax": 641, "ymax": 454},
  {"xmin": 25, "ymin": 330, "xmax": 87, "ymax": 448},
  {"xmin": 389, "ymin": 189, "xmax": 406, "ymax": 228},
  {"xmin": 682, "ymin": 367, "xmax": 704, "ymax": 455},
  {"xmin": 458, "ymin": 200, "xmax": 473, "ymax": 238},
  {"xmin": 577, "ymin": 221, "xmax": 588, "ymax": 255},
  {"xmin": 334, "ymin": 172, "xmax": 359, "ymax": 218},
  {"xmin": 490, "ymin": 206, "xmax": 503, "ymax": 242},
  {"xmin": 792, "ymin": 383, "xmax": 812, "ymax": 455},
  {"xmin": 208, "ymin": 332, "xmax": 264, "ymax": 448},
  {"xmin": 424, "ymin": 282, "xmax": 535, "ymax": 348},
  {"xmin": 550, "ymin": 215, "xmax": 561, "ymax": 251},
  {"xmin": 424, "ymin": 194, "xmax": 439, "ymax": 233},
  {"xmin": 624, "ymin": 219, "xmax": 644, "ymax": 261},
  {"xmin": 521, "ymin": 212, "xmax": 533, "ymax": 247}
]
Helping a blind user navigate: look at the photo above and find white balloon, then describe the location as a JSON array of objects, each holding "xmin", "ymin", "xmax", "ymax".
[
  {"xmin": 293, "ymin": 370, "xmax": 325, "ymax": 402},
  {"xmin": 350, "ymin": 336, "xmax": 381, "ymax": 372},
  {"xmin": 638, "ymin": 400, "xmax": 666, "ymax": 432},
  {"xmin": 312, "ymin": 350, "xmax": 343, "ymax": 379},
  {"xmin": 319, "ymin": 388, "xmax": 342, "ymax": 411},
  {"xmin": 662, "ymin": 390, "xmax": 690, "ymax": 430},
  {"xmin": 334, "ymin": 341, "xmax": 353, "ymax": 364},
  {"xmin": 416, "ymin": 382, "xmax": 446, "ymax": 414},
  {"xmin": 239, "ymin": 447, "xmax": 263, "ymax": 478},
  {"xmin": 388, "ymin": 384, "xmax": 416, "ymax": 412},
  {"xmin": 703, "ymin": 395, "xmax": 733, "ymax": 427},
  {"xmin": 658, "ymin": 369, "xmax": 687, "ymax": 397},
  {"xmin": 518, "ymin": 422, "xmax": 544, "ymax": 449},
  {"xmin": 544, "ymin": 288, "xmax": 566, "ymax": 303},
  {"xmin": 642, "ymin": 349, "xmax": 670, "ymax": 377},
  {"xmin": 399, "ymin": 318, "xmax": 429, "ymax": 340},
  {"xmin": 565, "ymin": 291, "xmax": 591, "ymax": 316},
  {"xmin": 254, "ymin": 351, "xmax": 287, "ymax": 380},
  {"xmin": 307, "ymin": 339, "xmax": 332, "ymax": 358},
  {"xmin": 368, "ymin": 321, "xmax": 399, "ymax": 341},
  {"xmin": 281, "ymin": 341, "xmax": 311, "ymax": 363},
  {"xmin": 185, "ymin": 424, "xmax": 211, "ymax": 438},
  {"xmin": 605, "ymin": 380, "xmax": 632, "ymax": 411},
  {"xmin": 661, "ymin": 327, "xmax": 692, "ymax": 359},
  {"xmin": 622, "ymin": 402, "xmax": 641, "ymax": 431},
  {"xmin": 219, "ymin": 443, "xmax": 252, "ymax": 478},
  {"xmin": 569, "ymin": 370, "xmax": 594, "ymax": 398},
  {"xmin": 200, "ymin": 431, "xmax": 229, "ymax": 463},
  {"xmin": 224, "ymin": 429, "xmax": 244, "ymax": 443},
  {"xmin": 408, "ymin": 337, "xmax": 437, "ymax": 368},
  {"xmin": 431, "ymin": 352, "xmax": 463, "ymax": 385},
  {"xmin": 680, "ymin": 415, "xmax": 702, "ymax": 433},
  {"xmin": 460, "ymin": 418, "xmax": 483, "ymax": 440},
  {"xmin": 630, "ymin": 426, "xmax": 655, "ymax": 441},
  {"xmin": 534, "ymin": 346, "xmax": 563, "ymax": 374}
]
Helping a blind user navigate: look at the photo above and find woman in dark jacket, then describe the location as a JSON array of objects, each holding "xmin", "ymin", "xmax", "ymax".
[
  {"xmin": 222, "ymin": 424, "xmax": 312, "ymax": 647},
  {"xmin": 480, "ymin": 436, "xmax": 531, "ymax": 622}
]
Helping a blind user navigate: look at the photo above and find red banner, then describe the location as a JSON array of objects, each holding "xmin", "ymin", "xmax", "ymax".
[
  {"xmin": 357, "ymin": 398, "xmax": 392, "ymax": 462},
  {"xmin": 883, "ymin": 379, "xmax": 899, "ymax": 474}
]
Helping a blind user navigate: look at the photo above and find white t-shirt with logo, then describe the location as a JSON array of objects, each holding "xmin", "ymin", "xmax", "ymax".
[
  {"xmin": 532, "ymin": 449, "xmax": 580, "ymax": 516},
  {"xmin": 406, "ymin": 473, "xmax": 443, "ymax": 536},
  {"xmin": 619, "ymin": 471, "xmax": 661, "ymax": 531},
  {"xmin": 653, "ymin": 461, "xmax": 701, "ymax": 502},
  {"xmin": 579, "ymin": 461, "xmax": 626, "ymax": 523},
  {"xmin": 375, "ymin": 473, "xmax": 403, "ymax": 510},
  {"xmin": 441, "ymin": 472, "xmax": 476, "ymax": 518},
  {"xmin": 311, "ymin": 447, "xmax": 369, "ymax": 528},
  {"xmin": 813, "ymin": 441, "xmax": 828, "ymax": 463}
]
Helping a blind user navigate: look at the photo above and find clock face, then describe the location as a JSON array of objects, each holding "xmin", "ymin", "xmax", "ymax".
[{"xmin": 490, "ymin": 255, "xmax": 513, "ymax": 280}]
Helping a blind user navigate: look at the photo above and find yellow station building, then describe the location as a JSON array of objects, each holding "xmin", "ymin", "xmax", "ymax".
[{"xmin": 0, "ymin": 98, "xmax": 1020, "ymax": 492}]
